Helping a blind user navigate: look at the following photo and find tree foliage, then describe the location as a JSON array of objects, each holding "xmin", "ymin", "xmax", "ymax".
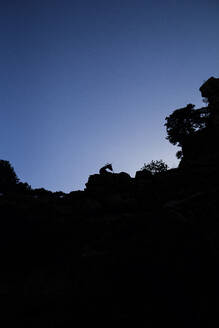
[
  {"xmin": 0, "ymin": 160, "xmax": 19, "ymax": 190},
  {"xmin": 141, "ymin": 159, "xmax": 168, "ymax": 174},
  {"xmin": 164, "ymin": 104, "xmax": 210, "ymax": 147}
]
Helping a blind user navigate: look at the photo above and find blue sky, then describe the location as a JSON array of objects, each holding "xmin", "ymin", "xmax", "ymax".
[{"xmin": 0, "ymin": 0, "xmax": 218, "ymax": 192}]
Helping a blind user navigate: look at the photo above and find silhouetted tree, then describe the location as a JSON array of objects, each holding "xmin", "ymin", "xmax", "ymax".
[
  {"xmin": 141, "ymin": 159, "xmax": 168, "ymax": 174},
  {"xmin": 165, "ymin": 104, "xmax": 209, "ymax": 148},
  {"xmin": 0, "ymin": 160, "xmax": 19, "ymax": 191}
]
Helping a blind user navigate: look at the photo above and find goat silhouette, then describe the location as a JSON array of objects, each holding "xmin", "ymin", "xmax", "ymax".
[{"xmin": 99, "ymin": 163, "xmax": 113, "ymax": 175}]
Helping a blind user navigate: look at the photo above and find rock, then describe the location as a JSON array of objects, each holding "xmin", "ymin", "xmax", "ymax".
[
  {"xmin": 200, "ymin": 76, "xmax": 219, "ymax": 106},
  {"xmin": 115, "ymin": 172, "xmax": 132, "ymax": 185},
  {"xmin": 85, "ymin": 172, "xmax": 132, "ymax": 194},
  {"xmin": 135, "ymin": 170, "xmax": 153, "ymax": 180}
]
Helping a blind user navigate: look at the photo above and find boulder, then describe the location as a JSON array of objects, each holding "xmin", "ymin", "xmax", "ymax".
[
  {"xmin": 135, "ymin": 170, "xmax": 153, "ymax": 180},
  {"xmin": 200, "ymin": 76, "xmax": 219, "ymax": 105},
  {"xmin": 85, "ymin": 172, "xmax": 132, "ymax": 194}
]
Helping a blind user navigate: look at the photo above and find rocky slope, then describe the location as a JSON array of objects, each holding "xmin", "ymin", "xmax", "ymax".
[{"xmin": 1, "ymin": 78, "xmax": 219, "ymax": 327}]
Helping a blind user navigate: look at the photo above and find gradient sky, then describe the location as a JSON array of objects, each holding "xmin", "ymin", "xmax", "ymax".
[{"xmin": 0, "ymin": 0, "xmax": 218, "ymax": 192}]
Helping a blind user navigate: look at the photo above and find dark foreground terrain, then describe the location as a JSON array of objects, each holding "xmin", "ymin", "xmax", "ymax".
[
  {"xmin": 1, "ymin": 167, "xmax": 219, "ymax": 327},
  {"xmin": 1, "ymin": 77, "xmax": 219, "ymax": 327}
]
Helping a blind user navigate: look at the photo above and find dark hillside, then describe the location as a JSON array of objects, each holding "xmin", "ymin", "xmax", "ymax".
[{"xmin": 1, "ymin": 77, "xmax": 219, "ymax": 327}]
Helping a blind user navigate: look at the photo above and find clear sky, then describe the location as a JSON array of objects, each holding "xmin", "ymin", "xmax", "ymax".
[{"xmin": 0, "ymin": 0, "xmax": 218, "ymax": 192}]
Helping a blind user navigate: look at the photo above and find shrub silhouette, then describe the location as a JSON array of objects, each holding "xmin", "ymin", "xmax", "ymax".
[
  {"xmin": 141, "ymin": 159, "xmax": 168, "ymax": 174},
  {"xmin": 0, "ymin": 160, "xmax": 19, "ymax": 191}
]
